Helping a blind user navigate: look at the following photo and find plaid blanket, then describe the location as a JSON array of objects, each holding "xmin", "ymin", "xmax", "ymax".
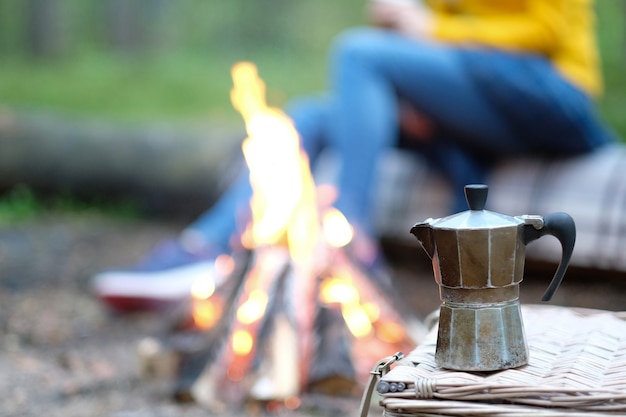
[{"xmin": 374, "ymin": 143, "xmax": 626, "ymax": 272}]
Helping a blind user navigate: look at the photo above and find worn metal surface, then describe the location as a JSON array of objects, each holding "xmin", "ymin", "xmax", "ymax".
[{"xmin": 410, "ymin": 185, "xmax": 575, "ymax": 371}]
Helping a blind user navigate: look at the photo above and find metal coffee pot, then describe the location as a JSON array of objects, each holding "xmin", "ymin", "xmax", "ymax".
[{"xmin": 411, "ymin": 184, "xmax": 576, "ymax": 371}]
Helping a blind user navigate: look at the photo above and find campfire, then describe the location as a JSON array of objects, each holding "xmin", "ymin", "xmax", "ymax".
[{"xmin": 139, "ymin": 62, "xmax": 422, "ymax": 411}]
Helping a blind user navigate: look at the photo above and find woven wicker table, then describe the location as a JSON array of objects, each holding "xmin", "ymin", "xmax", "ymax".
[{"xmin": 361, "ymin": 305, "xmax": 626, "ymax": 417}]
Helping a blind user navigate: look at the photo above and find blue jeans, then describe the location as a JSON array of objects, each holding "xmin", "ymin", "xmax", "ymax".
[{"xmin": 189, "ymin": 27, "xmax": 614, "ymax": 253}]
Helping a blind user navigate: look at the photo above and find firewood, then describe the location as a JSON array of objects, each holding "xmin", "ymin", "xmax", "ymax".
[{"xmin": 307, "ymin": 305, "xmax": 357, "ymax": 396}]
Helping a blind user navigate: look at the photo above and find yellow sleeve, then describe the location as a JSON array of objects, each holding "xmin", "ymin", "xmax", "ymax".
[{"xmin": 432, "ymin": 0, "xmax": 567, "ymax": 55}]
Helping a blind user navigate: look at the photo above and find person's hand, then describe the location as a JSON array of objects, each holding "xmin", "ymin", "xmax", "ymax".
[{"xmin": 367, "ymin": 0, "xmax": 434, "ymax": 38}]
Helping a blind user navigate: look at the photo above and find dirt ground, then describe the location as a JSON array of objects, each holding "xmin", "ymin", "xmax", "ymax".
[{"xmin": 2, "ymin": 211, "xmax": 626, "ymax": 417}]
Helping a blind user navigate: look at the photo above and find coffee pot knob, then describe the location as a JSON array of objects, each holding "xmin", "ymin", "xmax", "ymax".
[{"xmin": 465, "ymin": 184, "xmax": 488, "ymax": 211}]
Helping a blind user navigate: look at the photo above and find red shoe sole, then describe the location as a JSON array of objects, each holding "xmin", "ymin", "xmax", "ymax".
[{"xmin": 100, "ymin": 295, "xmax": 177, "ymax": 314}]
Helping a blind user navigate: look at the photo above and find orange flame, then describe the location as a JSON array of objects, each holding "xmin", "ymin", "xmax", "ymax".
[
  {"xmin": 192, "ymin": 298, "xmax": 220, "ymax": 329},
  {"xmin": 190, "ymin": 254, "xmax": 234, "ymax": 329},
  {"xmin": 236, "ymin": 289, "xmax": 269, "ymax": 324},
  {"xmin": 184, "ymin": 62, "xmax": 414, "ymax": 402},
  {"xmin": 230, "ymin": 62, "xmax": 379, "ymax": 341},
  {"xmin": 319, "ymin": 269, "xmax": 379, "ymax": 339},
  {"xmin": 230, "ymin": 62, "xmax": 320, "ymax": 262}
]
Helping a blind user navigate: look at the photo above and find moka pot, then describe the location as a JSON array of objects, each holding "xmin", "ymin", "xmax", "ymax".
[{"xmin": 410, "ymin": 184, "xmax": 576, "ymax": 371}]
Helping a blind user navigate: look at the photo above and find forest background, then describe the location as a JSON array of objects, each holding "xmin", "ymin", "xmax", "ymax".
[{"xmin": 0, "ymin": 0, "xmax": 624, "ymax": 138}]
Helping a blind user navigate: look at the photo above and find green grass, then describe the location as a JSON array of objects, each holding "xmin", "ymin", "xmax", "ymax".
[
  {"xmin": 0, "ymin": 185, "xmax": 139, "ymax": 226},
  {"xmin": 0, "ymin": 51, "xmax": 321, "ymax": 124},
  {"xmin": 595, "ymin": 0, "xmax": 626, "ymax": 138},
  {"xmin": 0, "ymin": 186, "xmax": 42, "ymax": 225},
  {"xmin": 0, "ymin": 49, "xmax": 335, "ymax": 126}
]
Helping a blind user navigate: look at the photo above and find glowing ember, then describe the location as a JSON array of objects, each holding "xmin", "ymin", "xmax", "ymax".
[
  {"xmin": 190, "ymin": 254, "xmax": 235, "ymax": 329},
  {"xmin": 214, "ymin": 254, "xmax": 236, "ymax": 277},
  {"xmin": 319, "ymin": 276, "xmax": 359, "ymax": 305},
  {"xmin": 190, "ymin": 277, "xmax": 215, "ymax": 300},
  {"xmin": 284, "ymin": 395, "xmax": 301, "ymax": 410},
  {"xmin": 232, "ymin": 329, "xmax": 254, "ymax": 356},
  {"xmin": 236, "ymin": 289, "xmax": 269, "ymax": 324},
  {"xmin": 318, "ymin": 272, "xmax": 379, "ymax": 339},
  {"xmin": 362, "ymin": 302, "xmax": 381, "ymax": 321},
  {"xmin": 322, "ymin": 208, "xmax": 354, "ymax": 248},
  {"xmin": 376, "ymin": 320, "xmax": 407, "ymax": 344},
  {"xmin": 192, "ymin": 298, "xmax": 220, "ymax": 329},
  {"xmin": 342, "ymin": 303, "xmax": 373, "ymax": 338}
]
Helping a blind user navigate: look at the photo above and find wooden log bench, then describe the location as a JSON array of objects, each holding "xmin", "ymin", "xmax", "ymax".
[{"xmin": 374, "ymin": 143, "xmax": 626, "ymax": 273}]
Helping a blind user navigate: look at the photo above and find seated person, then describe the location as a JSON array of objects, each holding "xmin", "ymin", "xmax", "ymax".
[{"xmin": 92, "ymin": 0, "xmax": 615, "ymax": 312}]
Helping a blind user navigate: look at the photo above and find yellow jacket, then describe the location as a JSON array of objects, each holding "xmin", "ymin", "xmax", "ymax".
[{"xmin": 428, "ymin": 0, "xmax": 602, "ymax": 97}]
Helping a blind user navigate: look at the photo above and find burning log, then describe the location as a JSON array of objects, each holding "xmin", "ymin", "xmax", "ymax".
[
  {"xmin": 170, "ymin": 250, "xmax": 252, "ymax": 402},
  {"xmin": 307, "ymin": 305, "xmax": 357, "ymax": 396},
  {"xmin": 137, "ymin": 245, "xmax": 420, "ymax": 409}
]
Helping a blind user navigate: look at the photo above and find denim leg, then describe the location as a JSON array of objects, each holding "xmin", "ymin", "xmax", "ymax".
[
  {"xmin": 457, "ymin": 49, "xmax": 616, "ymax": 154},
  {"xmin": 403, "ymin": 136, "xmax": 493, "ymax": 213},
  {"xmin": 185, "ymin": 169, "xmax": 251, "ymax": 253},
  {"xmin": 186, "ymin": 96, "xmax": 333, "ymax": 252},
  {"xmin": 186, "ymin": 27, "xmax": 612, "ymax": 250},
  {"xmin": 328, "ymin": 28, "xmax": 523, "ymax": 235}
]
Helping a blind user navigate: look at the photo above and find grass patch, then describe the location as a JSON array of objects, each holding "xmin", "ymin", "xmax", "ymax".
[
  {"xmin": 0, "ymin": 185, "xmax": 140, "ymax": 226},
  {"xmin": 596, "ymin": 0, "xmax": 626, "ymax": 138},
  {"xmin": 1, "ymin": 53, "xmax": 241, "ymax": 124},
  {"xmin": 0, "ymin": 48, "xmax": 333, "ymax": 124},
  {"xmin": 0, "ymin": 186, "xmax": 42, "ymax": 225}
]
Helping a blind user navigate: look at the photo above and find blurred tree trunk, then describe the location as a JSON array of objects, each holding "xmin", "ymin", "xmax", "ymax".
[
  {"xmin": 25, "ymin": 0, "xmax": 65, "ymax": 57},
  {"xmin": 106, "ymin": 0, "xmax": 145, "ymax": 53},
  {"xmin": 105, "ymin": 0, "xmax": 168, "ymax": 54},
  {"xmin": 240, "ymin": 0, "xmax": 296, "ymax": 49}
]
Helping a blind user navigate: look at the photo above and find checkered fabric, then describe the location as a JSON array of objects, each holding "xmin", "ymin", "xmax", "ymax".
[{"xmin": 374, "ymin": 143, "xmax": 626, "ymax": 272}]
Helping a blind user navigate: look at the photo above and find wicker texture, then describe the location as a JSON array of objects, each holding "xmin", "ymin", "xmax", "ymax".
[{"xmin": 379, "ymin": 305, "xmax": 626, "ymax": 416}]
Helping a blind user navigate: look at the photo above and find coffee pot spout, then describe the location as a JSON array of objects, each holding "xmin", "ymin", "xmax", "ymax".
[{"xmin": 410, "ymin": 221, "xmax": 435, "ymax": 259}]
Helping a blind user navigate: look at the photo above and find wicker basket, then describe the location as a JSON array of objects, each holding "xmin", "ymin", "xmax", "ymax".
[{"xmin": 363, "ymin": 305, "xmax": 626, "ymax": 417}]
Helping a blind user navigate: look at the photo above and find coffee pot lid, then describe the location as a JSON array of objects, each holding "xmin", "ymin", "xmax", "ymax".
[{"xmin": 429, "ymin": 184, "xmax": 523, "ymax": 230}]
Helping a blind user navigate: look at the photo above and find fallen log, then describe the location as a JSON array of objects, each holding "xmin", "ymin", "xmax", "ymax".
[{"xmin": 0, "ymin": 108, "xmax": 244, "ymax": 217}]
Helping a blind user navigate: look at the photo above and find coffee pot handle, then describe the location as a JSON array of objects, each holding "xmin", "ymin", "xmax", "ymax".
[{"xmin": 523, "ymin": 212, "xmax": 576, "ymax": 302}]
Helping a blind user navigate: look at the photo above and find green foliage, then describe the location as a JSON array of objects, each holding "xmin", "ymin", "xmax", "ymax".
[
  {"xmin": 595, "ymin": 0, "xmax": 626, "ymax": 138},
  {"xmin": 0, "ymin": 185, "xmax": 42, "ymax": 225},
  {"xmin": 0, "ymin": 185, "xmax": 139, "ymax": 226}
]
